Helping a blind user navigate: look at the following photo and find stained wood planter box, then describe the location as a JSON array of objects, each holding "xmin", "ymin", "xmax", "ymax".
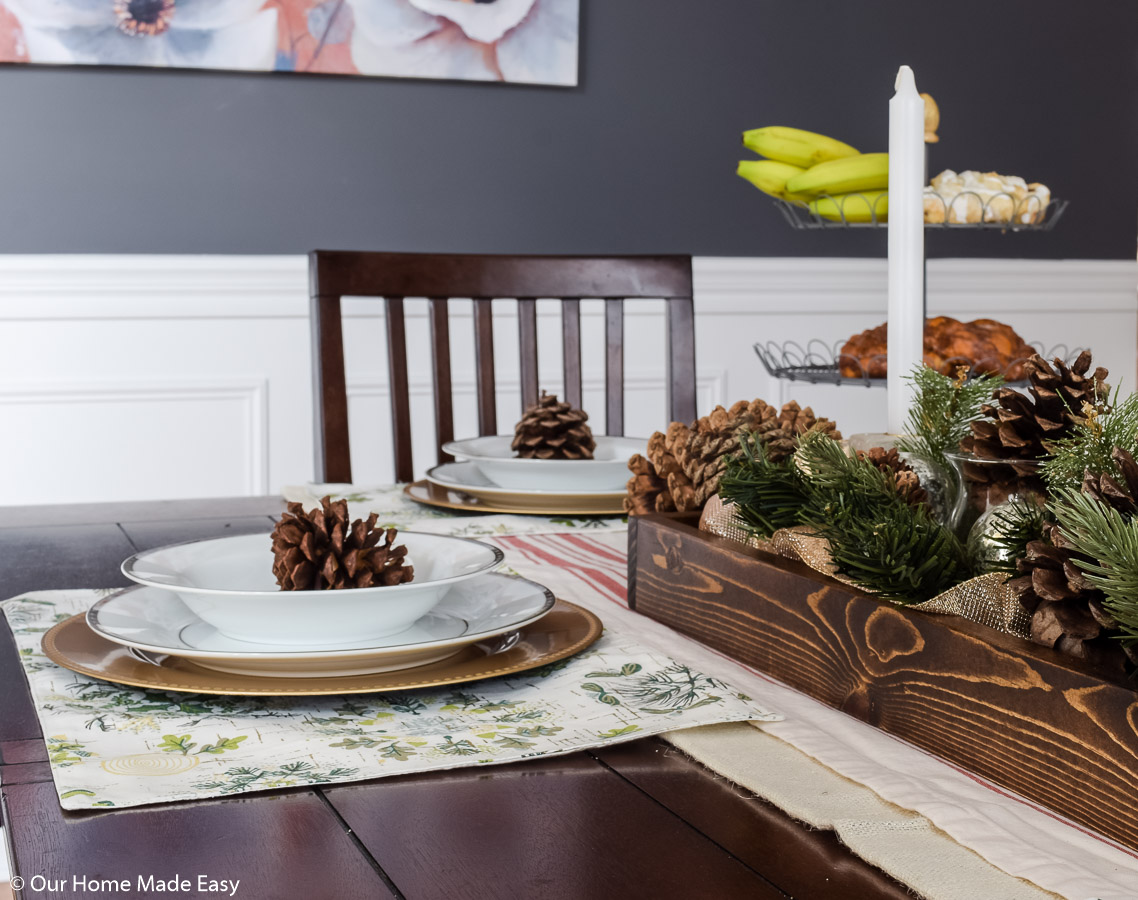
[{"xmin": 627, "ymin": 513, "xmax": 1138, "ymax": 850}]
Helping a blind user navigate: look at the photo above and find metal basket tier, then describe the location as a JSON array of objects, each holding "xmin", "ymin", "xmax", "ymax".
[
  {"xmin": 773, "ymin": 193, "xmax": 1068, "ymax": 231},
  {"xmin": 753, "ymin": 339, "xmax": 1084, "ymax": 387}
]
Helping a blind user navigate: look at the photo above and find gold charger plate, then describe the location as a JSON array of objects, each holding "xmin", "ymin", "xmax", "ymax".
[
  {"xmin": 405, "ymin": 480, "xmax": 627, "ymax": 516},
  {"xmin": 42, "ymin": 599, "xmax": 602, "ymax": 696}
]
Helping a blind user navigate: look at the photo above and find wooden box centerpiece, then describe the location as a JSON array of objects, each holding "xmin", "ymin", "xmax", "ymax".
[{"xmin": 627, "ymin": 512, "xmax": 1138, "ymax": 850}]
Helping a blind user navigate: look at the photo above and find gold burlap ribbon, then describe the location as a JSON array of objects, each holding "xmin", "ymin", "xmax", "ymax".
[{"xmin": 699, "ymin": 496, "xmax": 1031, "ymax": 640}]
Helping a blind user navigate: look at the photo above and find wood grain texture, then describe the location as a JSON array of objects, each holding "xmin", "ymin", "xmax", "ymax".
[
  {"xmin": 0, "ymin": 524, "xmax": 135, "ymax": 597},
  {"xmin": 604, "ymin": 298, "xmax": 624, "ymax": 436},
  {"xmin": 0, "ymin": 496, "xmax": 284, "ymax": 529},
  {"xmin": 561, "ymin": 298, "xmax": 582, "ymax": 409},
  {"xmin": 308, "ymin": 251, "xmax": 693, "ymax": 300},
  {"xmin": 593, "ymin": 739, "xmax": 914, "ymax": 900},
  {"xmin": 0, "ymin": 623, "xmax": 39, "ymax": 745},
  {"xmin": 665, "ymin": 296, "xmax": 698, "ymax": 423},
  {"xmin": 517, "ymin": 297, "xmax": 539, "ymax": 410},
  {"xmin": 429, "ymin": 297, "xmax": 454, "ymax": 465},
  {"xmin": 323, "ymin": 752, "xmax": 786, "ymax": 900},
  {"xmin": 2, "ymin": 781, "xmax": 395, "ymax": 900},
  {"xmin": 385, "ymin": 296, "xmax": 414, "ymax": 483},
  {"xmin": 0, "ymin": 741, "xmax": 47, "ymax": 766},
  {"xmin": 628, "ymin": 515, "xmax": 1138, "ymax": 850},
  {"xmin": 0, "ymin": 762, "xmax": 52, "ymax": 786},
  {"xmin": 473, "ymin": 297, "xmax": 498, "ymax": 437},
  {"xmin": 119, "ymin": 516, "xmax": 274, "ymax": 553},
  {"xmin": 309, "ymin": 290, "xmax": 351, "ymax": 483}
]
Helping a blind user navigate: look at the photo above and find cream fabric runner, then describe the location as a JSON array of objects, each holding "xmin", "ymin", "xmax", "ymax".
[{"xmin": 668, "ymin": 724, "xmax": 1058, "ymax": 900}]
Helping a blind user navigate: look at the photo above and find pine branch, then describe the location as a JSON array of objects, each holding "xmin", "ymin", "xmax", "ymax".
[
  {"xmin": 895, "ymin": 364, "xmax": 1003, "ymax": 465},
  {"xmin": 719, "ymin": 433, "xmax": 810, "ymax": 538},
  {"xmin": 1050, "ymin": 488, "xmax": 1138, "ymax": 644},
  {"xmin": 823, "ymin": 501, "xmax": 971, "ymax": 603},
  {"xmin": 1042, "ymin": 389, "xmax": 1138, "ymax": 493},
  {"xmin": 796, "ymin": 432, "xmax": 971, "ymax": 603}
]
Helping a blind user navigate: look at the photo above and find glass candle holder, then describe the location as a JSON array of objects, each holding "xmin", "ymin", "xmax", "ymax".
[{"xmin": 945, "ymin": 452, "xmax": 1046, "ymax": 572}]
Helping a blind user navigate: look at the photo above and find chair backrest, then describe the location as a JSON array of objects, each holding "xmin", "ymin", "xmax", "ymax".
[{"xmin": 308, "ymin": 250, "xmax": 696, "ymax": 483}]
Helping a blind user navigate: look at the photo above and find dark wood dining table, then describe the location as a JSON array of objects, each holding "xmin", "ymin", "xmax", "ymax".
[{"xmin": 0, "ymin": 497, "xmax": 914, "ymax": 900}]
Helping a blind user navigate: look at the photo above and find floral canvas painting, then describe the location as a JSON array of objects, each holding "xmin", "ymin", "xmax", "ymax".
[{"xmin": 0, "ymin": 0, "xmax": 578, "ymax": 85}]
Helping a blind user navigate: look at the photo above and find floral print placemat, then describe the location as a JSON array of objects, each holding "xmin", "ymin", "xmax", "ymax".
[
  {"xmin": 281, "ymin": 483, "xmax": 630, "ymax": 538},
  {"xmin": 3, "ymin": 591, "xmax": 776, "ymax": 810}
]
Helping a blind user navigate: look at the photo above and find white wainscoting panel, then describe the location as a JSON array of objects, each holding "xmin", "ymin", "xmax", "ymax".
[
  {"xmin": 0, "ymin": 378, "xmax": 267, "ymax": 504},
  {"xmin": 0, "ymin": 255, "xmax": 1133, "ymax": 505}
]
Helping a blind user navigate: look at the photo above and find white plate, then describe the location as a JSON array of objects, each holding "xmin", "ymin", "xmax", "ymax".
[
  {"xmin": 121, "ymin": 531, "xmax": 503, "ymax": 646},
  {"xmin": 428, "ymin": 462, "xmax": 626, "ymax": 501},
  {"xmin": 87, "ymin": 574, "xmax": 555, "ymax": 678},
  {"xmin": 442, "ymin": 435, "xmax": 646, "ymax": 491}
]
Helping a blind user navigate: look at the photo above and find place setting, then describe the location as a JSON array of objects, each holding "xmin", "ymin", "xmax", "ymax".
[
  {"xmin": 43, "ymin": 497, "xmax": 603, "ymax": 696},
  {"xmin": 406, "ymin": 392, "xmax": 644, "ymax": 516}
]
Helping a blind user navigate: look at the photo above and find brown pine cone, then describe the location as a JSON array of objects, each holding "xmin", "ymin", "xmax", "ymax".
[
  {"xmin": 681, "ymin": 400, "xmax": 775, "ymax": 509},
  {"xmin": 958, "ymin": 351, "xmax": 1110, "ymax": 510},
  {"xmin": 625, "ymin": 398, "xmax": 842, "ymax": 515},
  {"xmin": 271, "ymin": 497, "xmax": 414, "ymax": 590},
  {"xmin": 623, "ymin": 454, "xmax": 668, "ymax": 515},
  {"xmin": 624, "ymin": 431, "xmax": 684, "ymax": 515},
  {"xmin": 511, "ymin": 392, "xmax": 596, "ymax": 460},
  {"xmin": 768, "ymin": 401, "xmax": 842, "ymax": 463},
  {"xmin": 858, "ymin": 447, "xmax": 928, "ymax": 508},
  {"xmin": 1082, "ymin": 448, "xmax": 1138, "ymax": 516},
  {"xmin": 1009, "ymin": 522, "xmax": 1131, "ymax": 675}
]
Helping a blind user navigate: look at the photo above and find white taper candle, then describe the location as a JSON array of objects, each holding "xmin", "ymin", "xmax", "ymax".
[{"xmin": 887, "ymin": 65, "xmax": 925, "ymax": 435}]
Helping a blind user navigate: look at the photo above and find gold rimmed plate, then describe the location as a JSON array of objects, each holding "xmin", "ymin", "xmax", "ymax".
[
  {"xmin": 405, "ymin": 480, "xmax": 626, "ymax": 516},
  {"xmin": 42, "ymin": 600, "xmax": 603, "ymax": 696}
]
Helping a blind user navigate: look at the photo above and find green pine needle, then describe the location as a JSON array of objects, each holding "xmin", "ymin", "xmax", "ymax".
[
  {"xmin": 1042, "ymin": 389, "xmax": 1138, "ymax": 493},
  {"xmin": 796, "ymin": 432, "xmax": 971, "ymax": 603},
  {"xmin": 719, "ymin": 433, "xmax": 810, "ymax": 538},
  {"xmin": 896, "ymin": 364, "xmax": 1003, "ymax": 466},
  {"xmin": 720, "ymin": 429, "xmax": 971, "ymax": 604}
]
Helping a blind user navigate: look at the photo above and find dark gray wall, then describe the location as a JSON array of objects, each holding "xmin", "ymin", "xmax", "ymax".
[{"xmin": 1, "ymin": 0, "xmax": 1134, "ymax": 257}]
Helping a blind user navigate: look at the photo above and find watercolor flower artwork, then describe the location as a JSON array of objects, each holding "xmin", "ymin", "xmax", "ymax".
[{"xmin": 0, "ymin": 0, "xmax": 579, "ymax": 85}]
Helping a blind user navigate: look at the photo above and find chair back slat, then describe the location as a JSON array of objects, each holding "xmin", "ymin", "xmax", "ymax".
[
  {"xmin": 307, "ymin": 251, "xmax": 694, "ymax": 483},
  {"xmin": 428, "ymin": 298, "xmax": 454, "ymax": 466},
  {"xmin": 517, "ymin": 298, "xmax": 539, "ymax": 410},
  {"xmin": 385, "ymin": 297, "xmax": 414, "ymax": 483},
  {"xmin": 473, "ymin": 298, "xmax": 498, "ymax": 436},
  {"xmin": 310, "ymin": 293, "xmax": 353, "ymax": 483},
  {"xmin": 561, "ymin": 299, "xmax": 582, "ymax": 409},
  {"xmin": 604, "ymin": 299, "xmax": 625, "ymax": 436},
  {"xmin": 666, "ymin": 296, "xmax": 698, "ymax": 424}
]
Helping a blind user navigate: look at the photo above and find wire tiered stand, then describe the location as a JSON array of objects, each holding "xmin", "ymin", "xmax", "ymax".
[
  {"xmin": 756, "ymin": 190, "xmax": 1072, "ymax": 387},
  {"xmin": 755, "ymin": 339, "xmax": 1083, "ymax": 388},
  {"xmin": 772, "ymin": 191, "xmax": 1068, "ymax": 231}
]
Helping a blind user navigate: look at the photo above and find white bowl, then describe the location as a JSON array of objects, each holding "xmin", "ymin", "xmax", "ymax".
[
  {"xmin": 442, "ymin": 435, "xmax": 647, "ymax": 491},
  {"xmin": 121, "ymin": 531, "xmax": 503, "ymax": 646}
]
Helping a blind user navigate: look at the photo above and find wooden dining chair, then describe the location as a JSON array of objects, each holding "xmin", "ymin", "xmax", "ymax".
[{"xmin": 308, "ymin": 250, "xmax": 696, "ymax": 483}]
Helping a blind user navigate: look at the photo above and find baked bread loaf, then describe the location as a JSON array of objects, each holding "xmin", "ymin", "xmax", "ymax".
[
  {"xmin": 923, "ymin": 170, "xmax": 1050, "ymax": 225},
  {"xmin": 839, "ymin": 316, "xmax": 1034, "ymax": 380}
]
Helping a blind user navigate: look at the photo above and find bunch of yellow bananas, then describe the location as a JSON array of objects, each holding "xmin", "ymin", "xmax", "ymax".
[{"xmin": 737, "ymin": 126, "xmax": 889, "ymax": 223}]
